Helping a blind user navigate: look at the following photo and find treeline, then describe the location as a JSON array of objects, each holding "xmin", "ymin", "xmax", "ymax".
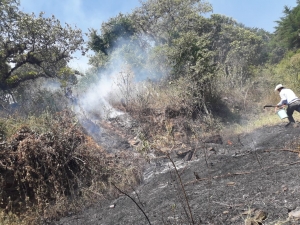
[
  {"xmin": 86, "ymin": 0, "xmax": 300, "ymax": 117},
  {"xmin": 1, "ymin": 0, "xmax": 300, "ymax": 116}
]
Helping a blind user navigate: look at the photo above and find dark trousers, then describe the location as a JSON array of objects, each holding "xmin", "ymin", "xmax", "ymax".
[{"xmin": 287, "ymin": 101, "xmax": 300, "ymax": 123}]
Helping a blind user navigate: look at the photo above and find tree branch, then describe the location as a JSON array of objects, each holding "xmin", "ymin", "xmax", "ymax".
[{"xmin": 111, "ymin": 182, "xmax": 152, "ymax": 225}]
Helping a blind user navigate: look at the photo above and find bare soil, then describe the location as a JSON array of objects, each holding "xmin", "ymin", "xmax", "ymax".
[{"xmin": 51, "ymin": 122, "xmax": 300, "ymax": 225}]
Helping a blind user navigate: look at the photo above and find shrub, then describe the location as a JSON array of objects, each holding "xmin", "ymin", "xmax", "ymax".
[{"xmin": 0, "ymin": 110, "xmax": 142, "ymax": 223}]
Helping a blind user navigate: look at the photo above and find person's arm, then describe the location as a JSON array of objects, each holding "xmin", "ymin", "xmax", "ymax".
[{"xmin": 275, "ymin": 99, "xmax": 287, "ymax": 112}]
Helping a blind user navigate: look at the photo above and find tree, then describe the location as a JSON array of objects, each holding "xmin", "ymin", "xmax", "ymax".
[
  {"xmin": 0, "ymin": 0, "xmax": 85, "ymax": 91},
  {"xmin": 88, "ymin": 14, "xmax": 138, "ymax": 55},
  {"xmin": 207, "ymin": 14, "xmax": 269, "ymax": 89},
  {"xmin": 87, "ymin": 0, "xmax": 217, "ymax": 115},
  {"xmin": 274, "ymin": 2, "xmax": 300, "ymax": 50},
  {"xmin": 131, "ymin": 0, "xmax": 212, "ymax": 45}
]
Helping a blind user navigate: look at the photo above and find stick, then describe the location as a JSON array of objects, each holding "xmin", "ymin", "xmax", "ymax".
[
  {"xmin": 185, "ymin": 160, "xmax": 300, "ymax": 186},
  {"xmin": 111, "ymin": 182, "xmax": 152, "ymax": 225},
  {"xmin": 263, "ymin": 105, "xmax": 277, "ymax": 109},
  {"xmin": 264, "ymin": 148, "xmax": 300, "ymax": 154},
  {"xmin": 166, "ymin": 154, "xmax": 195, "ymax": 225}
]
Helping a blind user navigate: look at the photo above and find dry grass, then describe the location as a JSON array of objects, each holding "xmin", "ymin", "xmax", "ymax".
[
  {"xmin": 0, "ymin": 110, "xmax": 142, "ymax": 224},
  {"xmin": 221, "ymin": 107, "xmax": 300, "ymax": 136}
]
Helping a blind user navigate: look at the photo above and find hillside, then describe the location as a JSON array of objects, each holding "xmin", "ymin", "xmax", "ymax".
[{"xmin": 52, "ymin": 115, "xmax": 300, "ymax": 225}]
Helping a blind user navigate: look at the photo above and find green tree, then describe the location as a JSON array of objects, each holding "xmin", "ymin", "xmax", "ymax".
[
  {"xmin": 88, "ymin": 0, "xmax": 214, "ymax": 79},
  {"xmin": 208, "ymin": 14, "xmax": 269, "ymax": 89},
  {"xmin": 88, "ymin": 14, "xmax": 138, "ymax": 55},
  {"xmin": 274, "ymin": 1, "xmax": 300, "ymax": 50},
  {"xmin": 0, "ymin": 0, "xmax": 85, "ymax": 91},
  {"xmin": 131, "ymin": 0, "xmax": 212, "ymax": 45},
  {"xmin": 87, "ymin": 0, "xmax": 217, "ymax": 115}
]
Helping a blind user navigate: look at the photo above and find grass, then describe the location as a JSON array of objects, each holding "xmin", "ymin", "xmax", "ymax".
[
  {"xmin": 0, "ymin": 111, "xmax": 54, "ymax": 138},
  {"xmin": 221, "ymin": 108, "xmax": 300, "ymax": 135},
  {"xmin": 0, "ymin": 110, "xmax": 143, "ymax": 224}
]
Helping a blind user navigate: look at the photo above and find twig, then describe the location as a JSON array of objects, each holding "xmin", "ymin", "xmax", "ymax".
[
  {"xmin": 73, "ymin": 156, "xmax": 85, "ymax": 164},
  {"xmin": 201, "ymin": 139, "xmax": 213, "ymax": 215},
  {"xmin": 81, "ymin": 187, "xmax": 106, "ymax": 198},
  {"xmin": 111, "ymin": 182, "xmax": 152, "ymax": 225},
  {"xmin": 251, "ymin": 138, "xmax": 264, "ymax": 170},
  {"xmin": 166, "ymin": 154, "xmax": 195, "ymax": 224},
  {"xmin": 129, "ymin": 183, "xmax": 144, "ymax": 208},
  {"xmin": 212, "ymin": 201, "xmax": 244, "ymax": 208},
  {"xmin": 264, "ymin": 148, "xmax": 300, "ymax": 154},
  {"xmin": 185, "ymin": 160, "xmax": 300, "ymax": 186}
]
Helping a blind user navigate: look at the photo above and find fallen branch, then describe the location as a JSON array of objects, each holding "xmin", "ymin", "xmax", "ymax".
[
  {"xmin": 212, "ymin": 201, "xmax": 244, "ymax": 208},
  {"xmin": 264, "ymin": 148, "xmax": 300, "ymax": 154},
  {"xmin": 111, "ymin": 182, "xmax": 152, "ymax": 225},
  {"xmin": 185, "ymin": 160, "xmax": 300, "ymax": 186},
  {"xmin": 166, "ymin": 154, "xmax": 196, "ymax": 225}
]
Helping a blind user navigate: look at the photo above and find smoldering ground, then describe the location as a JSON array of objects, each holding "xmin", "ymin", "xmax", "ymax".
[{"xmin": 54, "ymin": 123, "xmax": 300, "ymax": 225}]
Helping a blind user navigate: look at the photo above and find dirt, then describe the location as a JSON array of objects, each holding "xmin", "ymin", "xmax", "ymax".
[{"xmin": 51, "ymin": 121, "xmax": 300, "ymax": 225}]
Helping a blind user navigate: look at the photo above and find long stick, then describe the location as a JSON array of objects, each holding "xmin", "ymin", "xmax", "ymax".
[
  {"xmin": 166, "ymin": 154, "xmax": 195, "ymax": 225},
  {"xmin": 111, "ymin": 182, "xmax": 152, "ymax": 225},
  {"xmin": 263, "ymin": 105, "xmax": 277, "ymax": 109}
]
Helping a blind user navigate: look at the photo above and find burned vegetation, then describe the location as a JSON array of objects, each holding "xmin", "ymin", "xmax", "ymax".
[{"xmin": 0, "ymin": 110, "xmax": 141, "ymax": 223}]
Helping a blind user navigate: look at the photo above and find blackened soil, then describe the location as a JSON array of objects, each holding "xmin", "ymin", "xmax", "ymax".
[{"xmin": 52, "ymin": 123, "xmax": 300, "ymax": 225}]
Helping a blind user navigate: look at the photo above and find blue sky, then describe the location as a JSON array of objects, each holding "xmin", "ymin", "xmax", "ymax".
[
  {"xmin": 19, "ymin": 0, "xmax": 298, "ymax": 71},
  {"xmin": 209, "ymin": 0, "xmax": 297, "ymax": 32}
]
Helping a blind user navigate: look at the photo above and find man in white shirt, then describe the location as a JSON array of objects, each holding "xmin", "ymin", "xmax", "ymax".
[{"xmin": 274, "ymin": 84, "xmax": 300, "ymax": 127}]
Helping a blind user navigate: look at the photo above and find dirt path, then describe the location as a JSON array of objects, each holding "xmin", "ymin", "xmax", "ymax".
[{"xmin": 52, "ymin": 123, "xmax": 300, "ymax": 225}]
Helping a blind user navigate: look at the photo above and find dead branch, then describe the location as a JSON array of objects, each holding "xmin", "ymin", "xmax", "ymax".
[
  {"xmin": 185, "ymin": 160, "xmax": 300, "ymax": 186},
  {"xmin": 111, "ymin": 182, "xmax": 152, "ymax": 225}
]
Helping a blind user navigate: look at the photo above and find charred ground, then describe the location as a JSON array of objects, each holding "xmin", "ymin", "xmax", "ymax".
[{"xmin": 52, "ymin": 117, "xmax": 300, "ymax": 225}]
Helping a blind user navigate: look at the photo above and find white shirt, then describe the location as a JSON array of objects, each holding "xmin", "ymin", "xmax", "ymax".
[
  {"xmin": 5, "ymin": 94, "xmax": 16, "ymax": 104},
  {"xmin": 277, "ymin": 88, "xmax": 299, "ymax": 106}
]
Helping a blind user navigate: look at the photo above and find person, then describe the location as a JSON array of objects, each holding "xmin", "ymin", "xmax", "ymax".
[
  {"xmin": 65, "ymin": 87, "xmax": 77, "ymax": 105},
  {"xmin": 5, "ymin": 93, "xmax": 19, "ymax": 112},
  {"xmin": 274, "ymin": 84, "xmax": 300, "ymax": 127}
]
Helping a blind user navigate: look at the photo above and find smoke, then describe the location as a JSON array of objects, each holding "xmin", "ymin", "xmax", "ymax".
[
  {"xmin": 40, "ymin": 79, "xmax": 61, "ymax": 92},
  {"xmin": 69, "ymin": 36, "xmax": 167, "ymax": 140},
  {"xmin": 77, "ymin": 69, "xmax": 124, "ymax": 120},
  {"xmin": 75, "ymin": 38, "xmax": 152, "ymax": 118}
]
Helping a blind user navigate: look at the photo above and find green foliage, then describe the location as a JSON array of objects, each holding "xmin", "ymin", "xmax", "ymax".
[
  {"xmin": 208, "ymin": 14, "xmax": 270, "ymax": 89},
  {"xmin": 274, "ymin": 3, "xmax": 300, "ymax": 50},
  {"xmin": 131, "ymin": 0, "xmax": 212, "ymax": 45},
  {"xmin": 0, "ymin": 0, "xmax": 85, "ymax": 91},
  {"xmin": 88, "ymin": 14, "xmax": 138, "ymax": 55},
  {"xmin": 162, "ymin": 31, "xmax": 213, "ymax": 79},
  {"xmin": 86, "ymin": 0, "xmax": 297, "ymax": 120},
  {"xmin": 58, "ymin": 67, "xmax": 78, "ymax": 87},
  {"xmin": 272, "ymin": 50, "xmax": 300, "ymax": 93}
]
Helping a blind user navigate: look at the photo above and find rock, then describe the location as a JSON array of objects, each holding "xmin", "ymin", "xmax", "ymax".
[
  {"xmin": 176, "ymin": 149, "xmax": 192, "ymax": 158},
  {"xmin": 183, "ymin": 150, "xmax": 194, "ymax": 161},
  {"xmin": 165, "ymin": 106, "xmax": 180, "ymax": 118},
  {"xmin": 253, "ymin": 210, "xmax": 267, "ymax": 222},
  {"xmin": 128, "ymin": 138, "xmax": 140, "ymax": 146},
  {"xmin": 289, "ymin": 209, "xmax": 300, "ymax": 218},
  {"xmin": 226, "ymin": 182, "xmax": 235, "ymax": 186},
  {"xmin": 194, "ymin": 172, "xmax": 200, "ymax": 180},
  {"xmin": 154, "ymin": 147, "xmax": 172, "ymax": 157},
  {"xmin": 245, "ymin": 218, "xmax": 259, "ymax": 225},
  {"xmin": 203, "ymin": 134, "xmax": 223, "ymax": 144},
  {"xmin": 244, "ymin": 209, "xmax": 267, "ymax": 225},
  {"xmin": 207, "ymin": 147, "xmax": 215, "ymax": 151}
]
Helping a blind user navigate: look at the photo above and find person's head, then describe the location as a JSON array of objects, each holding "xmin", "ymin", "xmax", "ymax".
[{"xmin": 274, "ymin": 84, "xmax": 284, "ymax": 92}]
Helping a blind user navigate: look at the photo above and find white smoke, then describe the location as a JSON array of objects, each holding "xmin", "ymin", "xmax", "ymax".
[
  {"xmin": 70, "ymin": 36, "xmax": 166, "ymax": 139},
  {"xmin": 77, "ymin": 69, "xmax": 124, "ymax": 120}
]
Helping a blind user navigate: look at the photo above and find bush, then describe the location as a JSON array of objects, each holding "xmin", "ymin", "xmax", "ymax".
[{"xmin": 0, "ymin": 110, "xmax": 142, "ymax": 223}]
